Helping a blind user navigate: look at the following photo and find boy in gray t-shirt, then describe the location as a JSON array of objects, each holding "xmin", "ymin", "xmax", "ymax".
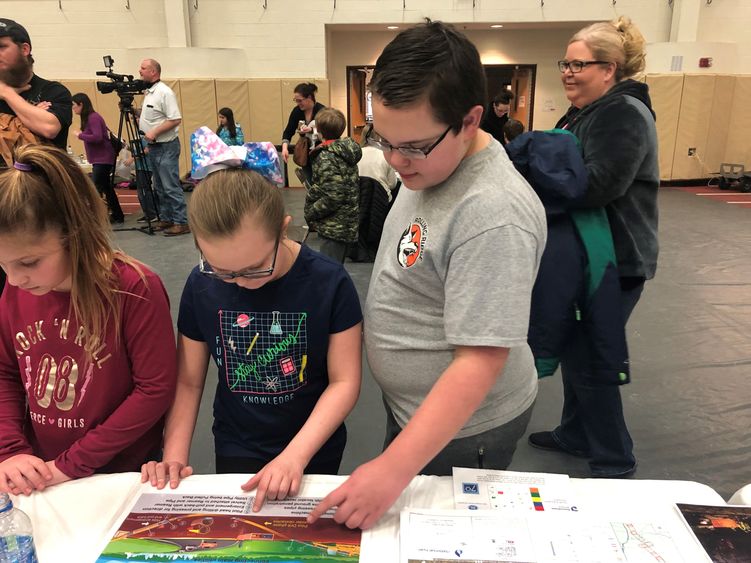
[{"xmin": 309, "ymin": 20, "xmax": 546, "ymax": 531}]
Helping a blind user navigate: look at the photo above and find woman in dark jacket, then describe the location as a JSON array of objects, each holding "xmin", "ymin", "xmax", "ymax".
[
  {"xmin": 72, "ymin": 92, "xmax": 124, "ymax": 223},
  {"xmin": 281, "ymin": 82, "xmax": 325, "ymax": 183},
  {"xmin": 527, "ymin": 16, "xmax": 659, "ymax": 479},
  {"xmin": 480, "ymin": 90, "xmax": 514, "ymax": 145}
]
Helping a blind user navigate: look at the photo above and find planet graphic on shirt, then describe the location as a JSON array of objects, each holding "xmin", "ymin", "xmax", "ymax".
[{"xmin": 232, "ymin": 314, "xmax": 254, "ymax": 328}]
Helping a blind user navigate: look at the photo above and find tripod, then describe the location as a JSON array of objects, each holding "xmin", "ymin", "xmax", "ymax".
[{"xmin": 110, "ymin": 93, "xmax": 160, "ymax": 235}]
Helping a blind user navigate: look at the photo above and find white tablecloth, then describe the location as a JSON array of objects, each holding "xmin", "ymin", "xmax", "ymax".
[{"xmin": 12, "ymin": 472, "xmax": 725, "ymax": 563}]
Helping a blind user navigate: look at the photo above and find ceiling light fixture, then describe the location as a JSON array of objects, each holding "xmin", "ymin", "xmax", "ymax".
[
  {"xmin": 491, "ymin": 24, "xmax": 504, "ymax": 28},
  {"xmin": 387, "ymin": 26, "xmax": 399, "ymax": 30}
]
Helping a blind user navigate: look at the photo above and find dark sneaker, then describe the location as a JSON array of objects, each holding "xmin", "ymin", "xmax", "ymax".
[
  {"xmin": 110, "ymin": 216, "xmax": 125, "ymax": 225},
  {"xmin": 163, "ymin": 224, "xmax": 191, "ymax": 237},
  {"xmin": 136, "ymin": 215, "xmax": 156, "ymax": 223},
  {"xmin": 528, "ymin": 431, "xmax": 591, "ymax": 458}
]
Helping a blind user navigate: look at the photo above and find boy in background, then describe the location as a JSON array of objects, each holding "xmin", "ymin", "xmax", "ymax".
[
  {"xmin": 304, "ymin": 108, "xmax": 362, "ymax": 262},
  {"xmin": 309, "ymin": 20, "xmax": 546, "ymax": 530},
  {"xmin": 503, "ymin": 118, "xmax": 525, "ymax": 145}
]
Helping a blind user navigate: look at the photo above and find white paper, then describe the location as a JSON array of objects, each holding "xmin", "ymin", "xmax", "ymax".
[
  {"xmin": 400, "ymin": 508, "xmax": 690, "ymax": 563},
  {"xmin": 452, "ymin": 467, "xmax": 578, "ymax": 512},
  {"xmin": 131, "ymin": 492, "xmax": 333, "ymax": 517}
]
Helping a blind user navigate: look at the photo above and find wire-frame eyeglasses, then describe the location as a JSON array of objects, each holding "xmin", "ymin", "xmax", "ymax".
[
  {"xmin": 557, "ymin": 59, "xmax": 612, "ymax": 73},
  {"xmin": 364, "ymin": 125, "xmax": 453, "ymax": 160},
  {"xmin": 199, "ymin": 233, "xmax": 281, "ymax": 280}
]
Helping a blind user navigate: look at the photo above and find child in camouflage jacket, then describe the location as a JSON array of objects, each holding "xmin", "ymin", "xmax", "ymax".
[{"xmin": 304, "ymin": 108, "xmax": 362, "ymax": 262}]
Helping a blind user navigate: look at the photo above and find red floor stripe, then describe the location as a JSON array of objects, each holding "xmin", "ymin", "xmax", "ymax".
[{"xmin": 668, "ymin": 186, "xmax": 751, "ymax": 208}]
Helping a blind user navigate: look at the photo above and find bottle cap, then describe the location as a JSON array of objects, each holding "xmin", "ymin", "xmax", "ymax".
[{"xmin": 0, "ymin": 492, "xmax": 12, "ymax": 514}]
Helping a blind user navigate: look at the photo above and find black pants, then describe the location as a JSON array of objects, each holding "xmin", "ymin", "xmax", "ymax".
[
  {"xmin": 553, "ymin": 281, "xmax": 645, "ymax": 477},
  {"xmin": 215, "ymin": 454, "xmax": 342, "ymax": 475},
  {"xmin": 92, "ymin": 163, "xmax": 124, "ymax": 221},
  {"xmin": 317, "ymin": 236, "xmax": 349, "ymax": 263}
]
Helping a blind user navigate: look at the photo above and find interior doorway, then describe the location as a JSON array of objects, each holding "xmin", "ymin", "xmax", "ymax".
[
  {"xmin": 346, "ymin": 63, "xmax": 537, "ymax": 139},
  {"xmin": 346, "ymin": 65, "xmax": 375, "ymax": 144},
  {"xmin": 484, "ymin": 64, "xmax": 537, "ymax": 131}
]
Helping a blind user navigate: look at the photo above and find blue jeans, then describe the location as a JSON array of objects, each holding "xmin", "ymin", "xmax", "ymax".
[
  {"xmin": 146, "ymin": 138, "xmax": 187, "ymax": 225},
  {"xmin": 553, "ymin": 282, "xmax": 644, "ymax": 476}
]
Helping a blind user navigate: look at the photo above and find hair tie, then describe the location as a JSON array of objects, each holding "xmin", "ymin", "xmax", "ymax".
[{"xmin": 13, "ymin": 161, "xmax": 32, "ymax": 171}]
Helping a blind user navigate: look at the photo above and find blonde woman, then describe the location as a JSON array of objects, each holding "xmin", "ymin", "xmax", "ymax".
[{"xmin": 528, "ymin": 16, "xmax": 659, "ymax": 479}]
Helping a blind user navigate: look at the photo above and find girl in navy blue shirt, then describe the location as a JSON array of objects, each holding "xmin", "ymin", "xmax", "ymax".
[{"xmin": 141, "ymin": 169, "xmax": 362, "ymax": 511}]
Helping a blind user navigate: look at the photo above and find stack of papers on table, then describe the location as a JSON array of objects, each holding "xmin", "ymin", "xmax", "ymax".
[{"xmin": 399, "ymin": 468, "xmax": 706, "ymax": 563}]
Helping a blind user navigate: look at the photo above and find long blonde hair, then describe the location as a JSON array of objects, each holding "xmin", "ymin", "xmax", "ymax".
[
  {"xmin": 571, "ymin": 16, "xmax": 646, "ymax": 82},
  {"xmin": 188, "ymin": 169, "xmax": 285, "ymax": 240},
  {"xmin": 0, "ymin": 145, "xmax": 141, "ymax": 355}
]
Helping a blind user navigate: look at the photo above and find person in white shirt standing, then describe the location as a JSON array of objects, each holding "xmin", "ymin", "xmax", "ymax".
[{"xmin": 138, "ymin": 59, "xmax": 190, "ymax": 237}]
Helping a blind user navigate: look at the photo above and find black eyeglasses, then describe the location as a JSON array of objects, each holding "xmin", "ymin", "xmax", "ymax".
[
  {"xmin": 199, "ymin": 233, "xmax": 281, "ymax": 280},
  {"xmin": 364, "ymin": 125, "xmax": 453, "ymax": 160},
  {"xmin": 558, "ymin": 60, "xmax": 612, "ymax": 73}
]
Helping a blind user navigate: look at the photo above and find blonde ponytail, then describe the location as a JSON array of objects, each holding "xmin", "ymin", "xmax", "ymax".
[{"xmin": 571, "ymin": 15, "xmax": 646, "ymax": 81}]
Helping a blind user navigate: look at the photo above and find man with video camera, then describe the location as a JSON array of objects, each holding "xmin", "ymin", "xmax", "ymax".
[
  {"xmin": 138, "ymin": 58, "xmax": 189, "ymax": 237},
  {"xmin": 0, "ymin": 19, "xmax": 72, "ymax": 152}
]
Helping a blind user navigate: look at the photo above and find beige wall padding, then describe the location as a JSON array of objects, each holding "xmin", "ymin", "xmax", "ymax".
[
  {"xmin": 724, "ymin": 76, "xmax": 751, "ymax": 168},
  {"xmin": 646, "ymin": 74, "xmax": 683, "ymax": 181},
  {"xmin": 705, "ymin": 75, "xmax": 735, "ymax": 176},
  {"xmin": 249, "ymin": 80, "xmax": 284, "ymax": 145},
  {"xmin": 161, "ymin": 80, "xmax": 187, "ymax": 176},
  {"xmin": 672, "ymin": 74, "xmax": 716, "ymax": 180},
  {"xmin": 179, "ymin": 80, "xmax": 218, "ymax": 177},
  {"xmin": 646, "ymin": 73, "xmax": 751, "ymax": 181}
]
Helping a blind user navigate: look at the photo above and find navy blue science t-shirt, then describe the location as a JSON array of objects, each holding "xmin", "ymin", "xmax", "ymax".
[{"xmin": 178, "ymin": 244, "xmax": 362, "ymax": 463}]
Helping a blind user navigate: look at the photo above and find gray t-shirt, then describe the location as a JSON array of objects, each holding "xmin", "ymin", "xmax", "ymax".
[{"xmin": 364, "ymin": 139, "xmax": 547, "ymax": 438}]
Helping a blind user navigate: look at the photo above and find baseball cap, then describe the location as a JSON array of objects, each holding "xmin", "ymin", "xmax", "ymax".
[{"xmin": 0, "ymin": 19, "xmax": 31, "ymax": 48}]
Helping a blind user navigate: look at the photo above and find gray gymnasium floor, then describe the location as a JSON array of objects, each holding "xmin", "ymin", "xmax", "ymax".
[{"xmin": 112, "ymin": 186, "xmax": 751, "ymax": 500}]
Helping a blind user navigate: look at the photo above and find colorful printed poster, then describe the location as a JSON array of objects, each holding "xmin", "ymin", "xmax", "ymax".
[{"xmin": 96, "ymin": 493, "xmax": 360, "ymax": 562}]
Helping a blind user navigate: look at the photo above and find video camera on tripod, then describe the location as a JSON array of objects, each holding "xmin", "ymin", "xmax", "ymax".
[{"xmin": 95, "ymin": 55, "xmax": 149, "ymax": 100}]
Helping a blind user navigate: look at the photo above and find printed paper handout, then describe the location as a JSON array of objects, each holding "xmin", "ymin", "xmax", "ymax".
[
  {"xmin": 452, "ymin": 466, "xmax": 578, "ymax": 512},
  {"xmin": 399, "ymin": 469, "xmax": 699, "ymax": 562},
  {"xmin": 96, "ymin": 492, "xmax": 360, "ymax": 562},
  {"xmin": 677, "ymin": 503, "xmax": 751, "ymax": 562},
  {"xmin": 400, "ymin": 508, "xmax": 690, "ymax": 563}
]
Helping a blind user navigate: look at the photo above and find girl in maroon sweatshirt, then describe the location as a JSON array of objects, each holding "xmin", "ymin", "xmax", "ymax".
[{"xmin": 0, "ymin": 145, "xmax": 177, "ymax": 496}]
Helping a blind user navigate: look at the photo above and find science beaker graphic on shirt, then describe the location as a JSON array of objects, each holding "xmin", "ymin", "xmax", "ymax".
[{"xmin": 270, "ymin": 310, "xmax": 283, "ymax": 335}]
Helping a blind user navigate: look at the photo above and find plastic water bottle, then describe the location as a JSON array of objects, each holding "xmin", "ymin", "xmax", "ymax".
[
  {"xmin": 66, "ymin": 145, "xmax": 73, "ymax": 157},
  {"xmin": 0, "ymin": 493, "xmax": 38, "ymax": 563}
]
